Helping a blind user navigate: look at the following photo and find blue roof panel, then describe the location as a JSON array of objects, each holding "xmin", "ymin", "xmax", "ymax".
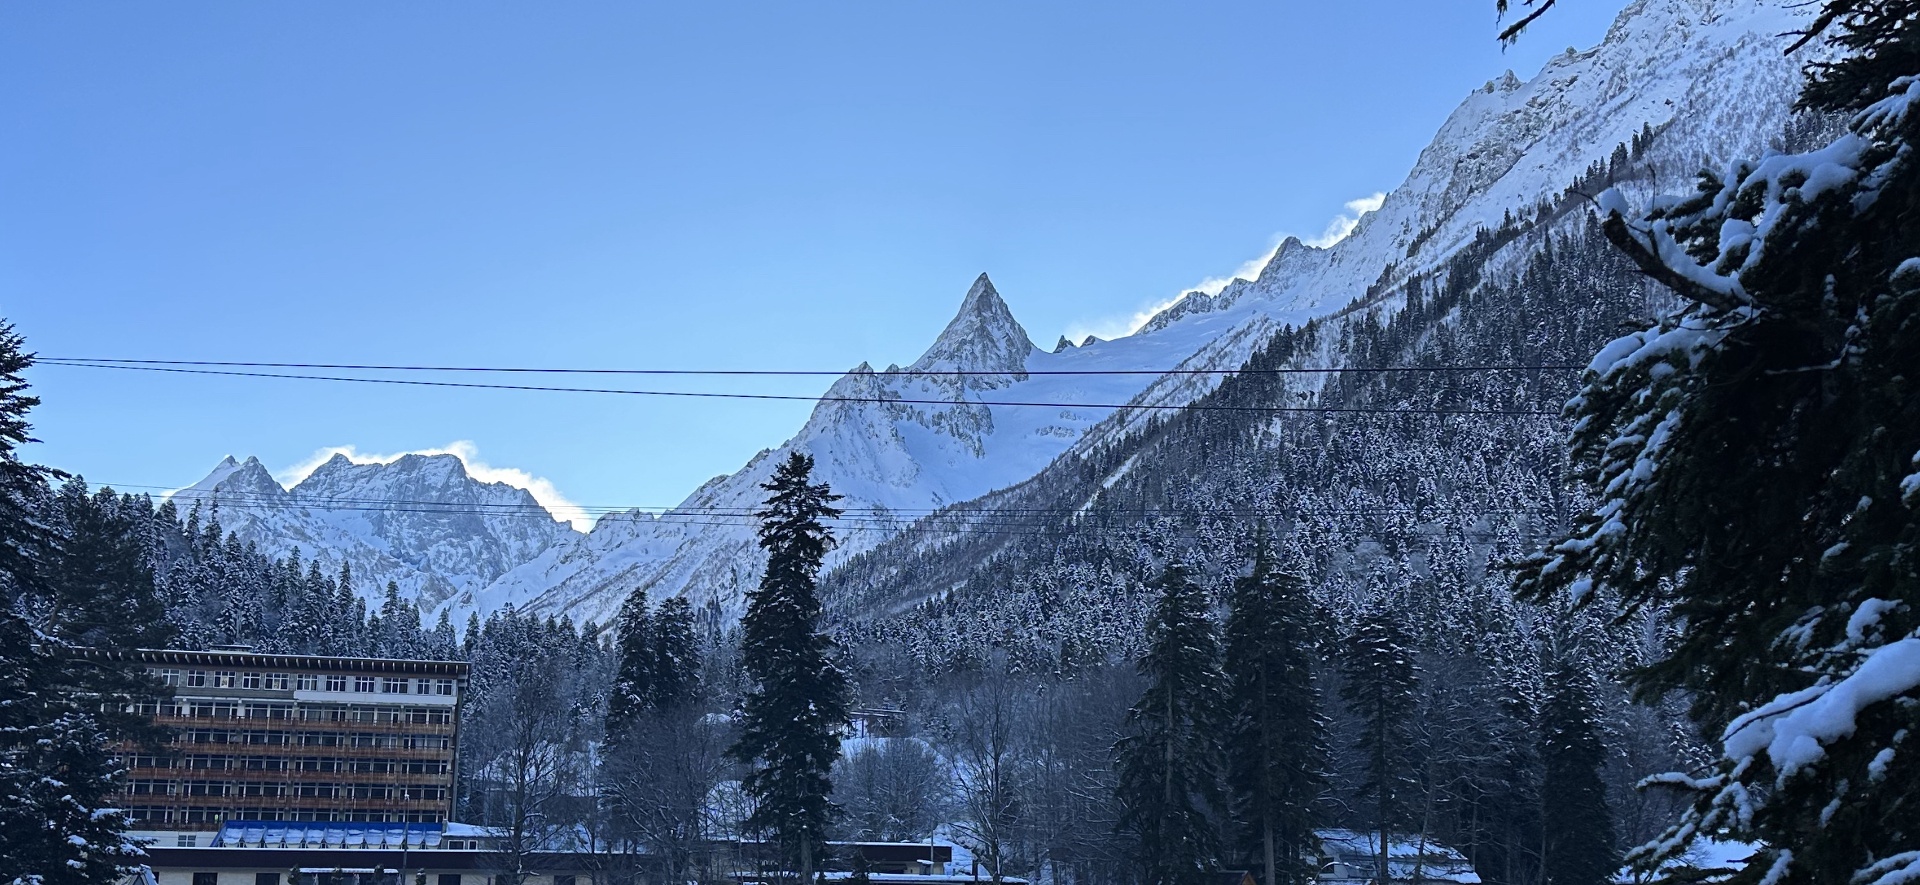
[{"xmin": 211, "ymin": 822, "xmax": 443, "ymax": 849}]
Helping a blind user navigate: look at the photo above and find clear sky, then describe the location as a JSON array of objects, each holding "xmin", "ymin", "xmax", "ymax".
[{"xmin": 1, "ymin": 1, "xmax": 1620, "ymax": 523}]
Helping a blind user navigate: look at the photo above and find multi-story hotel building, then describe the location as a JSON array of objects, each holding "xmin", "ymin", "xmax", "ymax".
[{"xmin": 93, "ymin": 648, "xmax": 468, "ymax": 847}]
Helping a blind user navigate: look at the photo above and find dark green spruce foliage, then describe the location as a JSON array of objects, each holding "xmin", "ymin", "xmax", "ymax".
[
  {"xmin": 650, "ymin": 596, "xmax": 701, "ymax": 711},
  {"xmin": 1224, "ymin": 550, "xmax": 1329, "ymax": 885},
  {"xmin": 606, "ymin": 590, "xmax": 654, "ymax": 739},
  {"xmin": 606, "ymin": 591, "xmax": 702, "ymax": 741},
  {"xmin": 1539, "ymin": 656, "xmax": 1618, "ymax": 885},
  {"xmin": 730, "ymin": 452, "xmax": 850, "ymax": 881},
  {"xmin": 0, "ymin": 322, "xmax": 158, "ymax": 885},
  {"xmin": 1116, "ymin": 563, "xmax": 1229, "ymax": 885},
  {"xmin": 0, "ymin": 614, "xmax": 148, "ymax": 885},
  {"xmin": 1339, "ymin": 605, "xmax": 1419, "ymax": 884},
  {"xmin": 1507, "ymin": 5, "xmax": 1920, "ymax": 885},
  {"xmin": 40, "ymin": 480, "xmax": 173, "ymax": 651}
]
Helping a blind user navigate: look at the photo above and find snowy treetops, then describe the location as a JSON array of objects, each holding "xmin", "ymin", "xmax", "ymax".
[{"xmin": 1518, "ymin": 8, "xmax": 1920, "ymax": 885}]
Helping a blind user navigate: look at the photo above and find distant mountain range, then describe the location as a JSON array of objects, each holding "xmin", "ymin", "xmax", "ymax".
[
  {"xmin": 176, "ymin": 0, "xmax": 1814, "ymax": 628},
  {"xmin": 175, "ymin": 453, "xmax": 573, "ymax": 609}
]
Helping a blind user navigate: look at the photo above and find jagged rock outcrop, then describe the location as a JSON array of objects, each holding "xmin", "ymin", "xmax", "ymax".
[{"xmin": 175, "ymin": 453, "xmax": 574, "ymax": 609}]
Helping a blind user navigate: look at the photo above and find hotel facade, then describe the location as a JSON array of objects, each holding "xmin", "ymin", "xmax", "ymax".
[{"xmin": 95, "ymin": 648, "xmax": 468, "ymax": 848}]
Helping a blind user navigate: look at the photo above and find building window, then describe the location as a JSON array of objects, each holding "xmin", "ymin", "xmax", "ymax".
[
  {"xmin": 186, "ymin": 670, "xmax": 207, "ymax": 688},
  {"xmin": 381, "ymin": 677, "xmax": 409, "ymax": 694},
  {"xmin": 241, "ymin": 672, "xmax": 262, "ymax": 690},
  {"xmin": 326, "ymin": 674, "xmax": 348, "ymax": 692},
  {"xmin": 191, "ymin": 870, "xmax": 215, "ymax": 885},
  {"xmin": 155, "ymin": 669, "xmax": 180, "ymax": 686},
  {"xmin": 297, "ymin": 674, "xmax": 318, "ymax": 691},
  {"xmin": 435, "ymin": 679, "xmax": 455, "ymax": 696},
  {"xmin": 354, "ymin": 676, "xmax": 376, "ymax": 693},
  {"xmin": 256, "ymin": 874, "xmax": 280, "ymax": 885},
  {"xmin": 213, "ymin": 671, "xmax": 236, "ymax": 688},
  {"xmin": 266, "ymin": 673, "xmax": 289, "ymax": 690}
]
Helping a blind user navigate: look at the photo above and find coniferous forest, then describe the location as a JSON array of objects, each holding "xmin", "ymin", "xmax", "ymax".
[{"xmin": 6, "ymin": 3, "xmax": 1920, "ymax": 885}]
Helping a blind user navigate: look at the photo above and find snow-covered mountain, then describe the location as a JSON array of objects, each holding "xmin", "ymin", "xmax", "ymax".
[
  {"xmin": 450, "ymin": 0, "xmax": 1815, "ymax": 626},
  {"xmin": 164, "ymin": 0, "xmax": 1810, "ymax": 627},
  {"xmin": 456, "ymin": 272, "xmax": 1218, "ymax": 623},
  {"xmin": 174, "ymin": 453, "xmax": 576, "ymax": 608}
]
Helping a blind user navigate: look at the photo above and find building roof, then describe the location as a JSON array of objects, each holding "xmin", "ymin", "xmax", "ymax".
[
  {"xmin": 212, "ymin": 821, "xmax": 445, "ymax": 849},
  {"xmin": 88, "ymin": 648, "xmax": 469, "ymax": 676},
  {"xmin": 1314, "ymin": 829, "xmax": 1480, "ymax": 885},
  {"xmin": 137, "ymin": 848, "xmax": 650, "ymax": 873}
]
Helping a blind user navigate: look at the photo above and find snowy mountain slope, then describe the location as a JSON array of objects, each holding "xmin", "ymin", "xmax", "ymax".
[
  {"xmin": 1060, "ymin": 0, "xmax": 1815, "ymax": 448},
  {"xmin": 174, "ymin": 453, "xmax": 575, "ymax": 608},
  {"xmin": 459, "ymin": 274, "xmax": 1222, "ymax": 624},
  {"xmin": 454, "ymin": 0, "xmax": 1817, "ymax": 627}
]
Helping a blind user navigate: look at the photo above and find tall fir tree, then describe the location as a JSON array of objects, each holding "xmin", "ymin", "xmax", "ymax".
[
  {"xmin": 1538, "ymin": 654, "xmax": 1618, "ymax": 885},
  {"xmin": 1505, "ymin": 4, "xmax": 1920, "ymax": 884},
  {"xmin": 1224, "ymin": 549, "xmax": 1330, "ymax": 885},
  {"xmin": 605, "ymin": 589, "xmax": 655, "ymax": 741},
  {"xmin": 1339, "ymin": 603, "xmax": 1420, "ymax": 885},
  {"xmin": 729, "ymin": 452, "xmax": 850, "ymax": 882},
  {"xmin": 0, "ymin": 322, "xmax": 154, "ymax": 885},
  {"xmin": 651, "ymin": 595, "xmax": 701, "ymax": 711},
  {"xmin": 1116, "ymin": 562, "xmax": 1229, "ymax": 885}
]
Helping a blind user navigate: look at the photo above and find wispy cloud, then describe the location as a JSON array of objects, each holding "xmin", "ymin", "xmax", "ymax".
[
  {"xmin": 1306, "ymin": 192, "xmax": 1387, "ymax": 249},
  {"xmin": 278, "ymin": 441, "xmax": 592, "ymax": 532},
  {"xmin": 1063, "ymin": 191, "xmax": 1388, "ymax": 342}
]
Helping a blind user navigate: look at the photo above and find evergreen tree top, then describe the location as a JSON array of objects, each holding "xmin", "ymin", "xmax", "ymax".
[{"xmin": 756, "ymin": 452, "xmax": 843, "ymax": 558}]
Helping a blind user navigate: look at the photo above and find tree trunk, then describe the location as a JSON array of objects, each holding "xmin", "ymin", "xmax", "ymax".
[{"xmin": 1264, "ymin": 819, "xmax": 1277, "ymax": 885}]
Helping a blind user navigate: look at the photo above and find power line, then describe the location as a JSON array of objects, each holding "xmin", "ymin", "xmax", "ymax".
[
  {"xmin": 42, "ymin": 356, "xmax": 1587, "ymax": 377},
  {"xmin": 36, "ymin": 360, "xmax": 1566, "ymax": 417}
]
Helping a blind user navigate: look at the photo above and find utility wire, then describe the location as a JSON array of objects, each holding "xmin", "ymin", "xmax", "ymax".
[
  {"xmin": 36, "ymin": 360, "xmax": 1566, "ymax": 417},
  {"xmin": 42, "ymin": 357, "xmax": 1587, "ymax": 377}
]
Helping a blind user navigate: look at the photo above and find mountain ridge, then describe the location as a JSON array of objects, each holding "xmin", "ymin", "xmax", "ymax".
[
  {"xmin": 175, "ymin": 451, "xmax": 575, "ymax": 609},
  {"xmin": 175, "ymin": 0, "xmax": 1820, "ymax": 630}
]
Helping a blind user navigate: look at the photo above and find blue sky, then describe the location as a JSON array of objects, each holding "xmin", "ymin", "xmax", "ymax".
[{"xmin": 1, "ymin": 1, "xmax": 1619, "ymax": 522}]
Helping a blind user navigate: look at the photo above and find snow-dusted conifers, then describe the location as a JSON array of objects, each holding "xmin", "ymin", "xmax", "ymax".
[
  {"xmin": 730, "ymin": 452, "xmax": 850, "ymax": 883},
  {"xmin": 1340, "ymin": 602, "xmax": 1421, "ymax": 885},
  {"xmin": 0, "ymin": 322, "xmax": 160, "ymax": 885},
  {"xmin": 1539, "ymin": 650, "xmax": 1618, "ymax": 885},
  {"xmin": 1115, "ymin": 563, "xmax": 1230, "ymax": 885},
  {"xmin": 1516, "ymin": 6, "xmax": 1920, "ymax": 885},
  {"xmin": 1224, "ymin": 548, "xmax": 1331, "ymax": 885}
]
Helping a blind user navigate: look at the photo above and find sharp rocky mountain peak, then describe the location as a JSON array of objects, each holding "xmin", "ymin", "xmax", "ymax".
[
  {"xmin": 909, "ymin": 273, "xmax": 1035, "ymax": 380},
  {"xmin": 184, "ymin": 0, "xmax": 1822, "ymax": 633}
]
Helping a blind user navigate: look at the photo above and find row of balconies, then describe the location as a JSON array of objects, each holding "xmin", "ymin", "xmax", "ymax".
[
  {"xmin": 123, "ymin": 766, "xmax": 452, "ymax": 785},
  {"xmin": 157, "ymin": 714, "xmax": 457, "ymax": 734}
]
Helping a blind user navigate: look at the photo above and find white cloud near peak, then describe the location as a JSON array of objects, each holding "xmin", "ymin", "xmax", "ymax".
[
  {"xmin": 1306, "ymin": 192, "xmax": 1388, "ymax": 249},
  {"xmin": 1061, "ymin": 191, "xmax": 1388, "ymax": 343},
  {"xmin": 277, "ymin": 441, "xmax": 592, "ymax": 532}
]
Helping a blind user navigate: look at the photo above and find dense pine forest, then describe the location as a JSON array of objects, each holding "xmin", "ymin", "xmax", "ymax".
[{"xmin": 7, "ymin": 2, "xmax": 1920, "ymax": 885}]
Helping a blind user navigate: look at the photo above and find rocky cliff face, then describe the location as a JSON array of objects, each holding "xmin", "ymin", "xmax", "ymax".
[{"xmin": 175, "ymin": 452, "xmax": 575, "ymax": 608}]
